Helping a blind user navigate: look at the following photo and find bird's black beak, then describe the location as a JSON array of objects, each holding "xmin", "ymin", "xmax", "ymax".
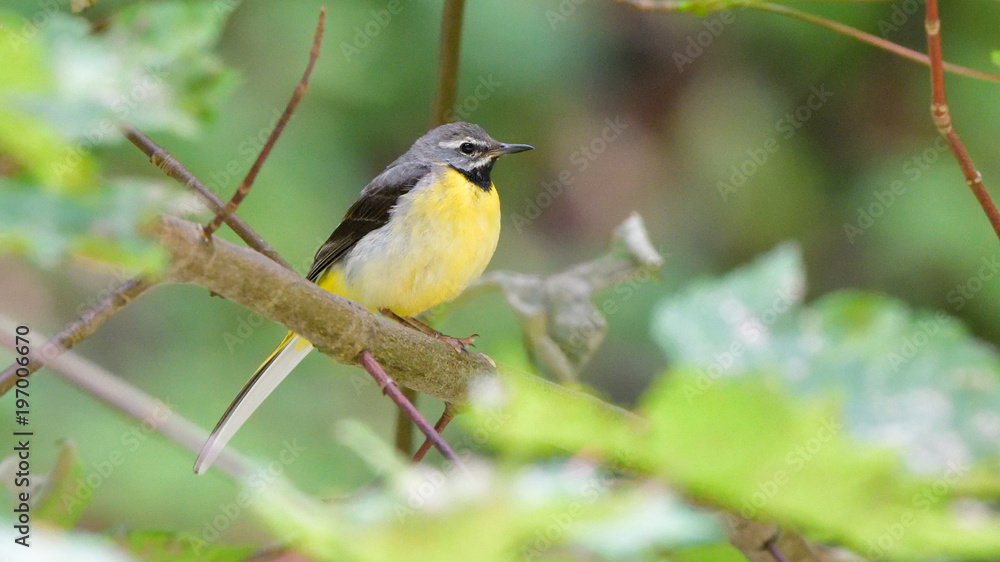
[{"xmin": 491, "ymin": 143, "xmax": 533, "ymax": 157}]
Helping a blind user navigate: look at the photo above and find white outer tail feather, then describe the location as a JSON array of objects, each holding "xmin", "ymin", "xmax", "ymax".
[{"xmin": 194, "ymin": 335, "xmax": 313, "ymax": 474}]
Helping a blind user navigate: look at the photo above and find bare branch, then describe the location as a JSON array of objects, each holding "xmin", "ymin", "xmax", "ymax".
[
  {"xmin": 203, "ymin": 7, "xmax": 327, "ymax": 238},
  {"xmin": 0, "ymin": 277, "xmax": 154, "ymax": 396},
  {"xmin": 473, "ymin": 214, "xmax": 664, "ymax": 384},
  {"xmin": 413, "ymin": 403, "xmax": 457, "ymax": 462},
  {"xmin": 122, "ymin": 126, "xmax": 293, "ymax": 270},
  {"xmin": 753, "ymin": 1, "xmax": 1000, "ymax": 84},
  {"xmin": 0, "ymin": 316, "xmax": 253, "ymax": 479},
  {"xmin": 359, "ymin": 350, "xmax": 461, "ymax": 465},
  {"xmin": 623, "ymin": 0, "xmax": 1000, "ymax": 85},
  {"xmin": 925, "ymin": 0, "xmax": 1000, "ymax": 243},
  {"xmin": 152, "ymin": 216, "xmax": 497, "ymax": 404}
]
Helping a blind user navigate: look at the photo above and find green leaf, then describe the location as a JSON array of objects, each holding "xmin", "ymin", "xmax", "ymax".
[
  {"xmin": 0, "ymin": 178, "xmax": 172, "ymax": 273},
  {"xmin": 0, "ymin": 441, "xmax": 90, "ymax": 530},
  {"xmin": 247, "ymin": 437, "xmax": 722, "ymax": 561},
  {"xmin": 650, "ymin": 242, "xmax": 805, "ymax": 375},
  {"xmin": 650, "ymin": 244, "xmax": 1000, "ymax": 476},
  {"xmin": 0, "ymin": 1, "xmax": 236, "ymax": 272},
  {"xmin": 464, "ymin": 369, "xmax": 1000, "ymax": 560},
  {"xmin": 28, "ymin": 1, "xmax": 237, "ymax": 141},
  {"xmin": 0, "ymin": 1, "xmax": 236, "ymax": 193},
  {"xmin": 31, "ymin": 441, "xmax": 87, "ymax": 529},
  {"xmin": 0, "ymin": 10, "xmax": 97, "ymax": 192}
]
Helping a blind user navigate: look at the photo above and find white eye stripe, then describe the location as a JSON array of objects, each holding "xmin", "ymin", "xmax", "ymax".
[
  {"xmin": 438, "ymin": 138, "xmax": 487, "ymax": 151},
  {"xmin": 438, "ymin": 138, "xmax": 470, "ymax": 149}
]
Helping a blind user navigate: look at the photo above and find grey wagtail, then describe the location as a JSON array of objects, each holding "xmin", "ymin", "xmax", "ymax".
[{"xmin": 194, "ymin": 122, "xmax": 532, "ymax": 474}]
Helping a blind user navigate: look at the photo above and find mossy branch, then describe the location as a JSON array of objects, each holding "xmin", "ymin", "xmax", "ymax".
[{"xmin": 151, "ymin": 216, "xmax": 497, "ymax": 404}]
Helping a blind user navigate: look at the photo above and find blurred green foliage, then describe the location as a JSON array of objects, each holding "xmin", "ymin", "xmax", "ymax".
[
  {"xmin": 2, "ymin": 0, "xmax": 1000, "ymax": 560},
  {"xmin": 0, "ymin": 1, "xmax": 234, "ymax": 272}
]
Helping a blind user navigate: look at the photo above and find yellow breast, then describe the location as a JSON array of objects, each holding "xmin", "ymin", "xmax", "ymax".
[{"xmin": 321, "ymin": 167, "xmax": 501, "ymax": 317}]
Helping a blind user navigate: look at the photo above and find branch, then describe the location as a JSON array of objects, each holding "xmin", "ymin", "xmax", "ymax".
[
  {"xmin": 430, "ymin": 0, "xmax": 467, "ymax": 126},
  {"xmin": 756, "ymin": 2, "xmax": 1000, "ymax": 84},
  {"xmin": 472, "ymin": 214, "xmax": 664, "ymax": 384},
  {"xmin": 152, "ymin": 216, "xmax": 497, "ymax": 404},
  {"xmin": 2, "ymin": 100, "xmax": 316, "ymax": 396},
  {"xmin": 623, "ymin": 0, "xmax": 1000, "ymax": 85},
  {"xmin": 358, "ymin": 350, "xmax": 461, "ymax": 465},
  {"xmin": 122, "ymin": 126, "xmax": 293, "ymax": 271},
  {"xmin": 0, "ymin": 316, "xmax": 254, "ymax": 479},
  {"xmin": 0, "ymin": 277, "xmax": 154, "ymax": 396},
  {"xmin": 925, "ymin": 0, "xmax": 1000, "ymax": 243},
  {"xmin": 203, "ymin": 7, "xmax": 327, "ymax": 238}
]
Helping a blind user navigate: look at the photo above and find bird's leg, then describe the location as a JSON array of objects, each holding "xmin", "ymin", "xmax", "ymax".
[
  {"xmin": 413, "ymin": 403, "xmax": 457, "ymax": 463},
  {"xmin": 379, "ymin": 308, "xmax": 477, "ymax": 353}
]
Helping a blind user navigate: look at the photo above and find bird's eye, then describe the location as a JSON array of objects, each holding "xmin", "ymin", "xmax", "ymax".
[{"xmin": 459, "ymin": 142, "xmax": 476, "ymax": 155}]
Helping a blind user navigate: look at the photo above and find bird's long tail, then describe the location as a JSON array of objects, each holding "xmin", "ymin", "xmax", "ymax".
[{"xmin": 194, "ymin": 332, "xmax": 313, "ymax": 474}]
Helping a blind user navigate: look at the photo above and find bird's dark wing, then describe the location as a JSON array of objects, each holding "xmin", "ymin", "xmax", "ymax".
[{"xmin": 306, "ymin": 162, "xmax": 430, "ymax": 282}]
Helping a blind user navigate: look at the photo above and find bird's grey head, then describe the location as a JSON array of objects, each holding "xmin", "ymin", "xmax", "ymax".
[{"xmin": 404, "ymin": 122, "xmax": 532, "ymax": 188}]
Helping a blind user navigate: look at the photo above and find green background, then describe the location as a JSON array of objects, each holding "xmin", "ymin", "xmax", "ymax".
[{"xmin": 1, "ymin": 0, "xmax": 999, "ymax": 555}]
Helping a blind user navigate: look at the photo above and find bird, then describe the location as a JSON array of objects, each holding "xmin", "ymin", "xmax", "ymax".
[{"xmin": 193, "ymin": 122, "xmax": 532, "ymax": 474}]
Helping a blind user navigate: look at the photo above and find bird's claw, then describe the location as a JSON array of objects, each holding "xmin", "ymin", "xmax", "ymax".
[{"xmin": 435, "ymin": 333, "xmax": 476, "ymax": 353}]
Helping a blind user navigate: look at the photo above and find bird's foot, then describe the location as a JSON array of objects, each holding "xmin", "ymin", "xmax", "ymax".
[
  {"xmin": 380, "ymin": 308, "xmax": 476, "ymax": 353},
  {"xmin": 433, "ymin": 332, "xmax": 477, "ymax": 354}
]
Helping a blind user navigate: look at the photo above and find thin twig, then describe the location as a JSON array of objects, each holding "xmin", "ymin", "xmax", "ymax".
[
  {"xmin": 358, "ymin": 350, "xmax": 462, "ymax": 465},
  {"xmin": 203, "ymin": 7, "xmax": 327, "ymax": 238},
  {"xmin": 413, "ymin": 403, "xmax": 457, "ymax": 462},
  {"xmin": 0, "ymin": 316, "xmax": 253, "ymax": 479},
  {"xmin": 0, "ymin": 277, "xmax": 154, "ymax": 397},
  {"xmin": 755, "ymin": 2, "xmax": 1000, "ymax": 84},
  {"xmin": 623, "ymin": 0, "xmax": 1000, "ymax": 85},
  {"xmin": 3, "ymin": 114, "xmax": 300, "ymax": 396},
  {"xmin": 122, "ymin": 126, "xmax": 293, "ymax": 270},
  {"xmin": 924, "ymin": 0, "xmax": 1000, "ymax": 243},
  {"xmin": 430, "ymin": 0, "xmax": 467, "ymax": 126}
]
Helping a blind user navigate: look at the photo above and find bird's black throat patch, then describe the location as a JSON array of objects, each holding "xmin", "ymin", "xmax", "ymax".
[{"xmin": 452, "ymin": 161, "xmax": 495, "ymax": 191}]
